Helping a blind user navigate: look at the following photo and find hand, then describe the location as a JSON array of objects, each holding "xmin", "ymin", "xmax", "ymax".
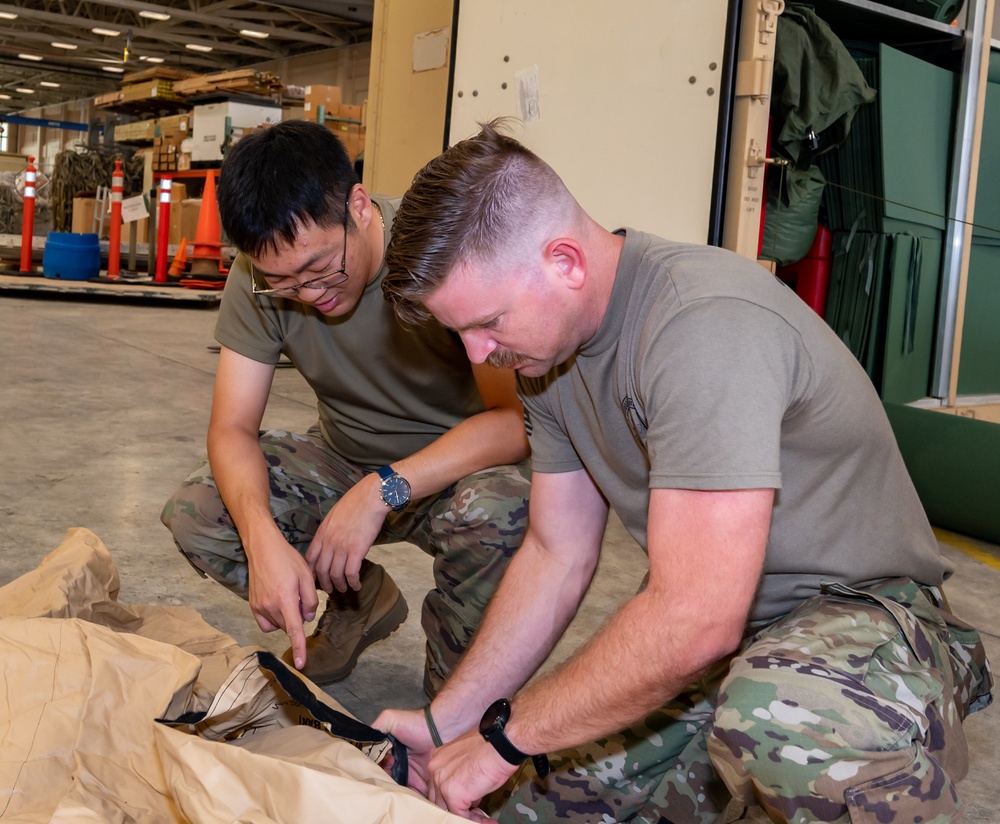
[
  {"xmin": 373, "ymin": 707, "xmax": 436, "ymax": 795},
  {"xmin": 246, "ymin": 535, "xmax": 319, "ymax": 670},
  {"xmin": 305, "ymin": 473, "xmax": 387, "ymax": 592},
  {"xmin": 427, "ymin": 729, "xmax": 518, "ymax": 819}
]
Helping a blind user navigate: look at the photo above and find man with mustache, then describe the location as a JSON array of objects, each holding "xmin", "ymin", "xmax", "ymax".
[
  {"xmin": 161, "ymin": 120, "xmax": 530, "ymax": 698},
  {"xmin": 375, "ymin": 121, "xmax": 993, "ymax": 823}
]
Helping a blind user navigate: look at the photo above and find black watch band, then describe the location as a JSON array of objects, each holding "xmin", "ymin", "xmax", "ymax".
[{"xmin": 478, "ymin": 698, "xmax": 551, "ymax": 778}]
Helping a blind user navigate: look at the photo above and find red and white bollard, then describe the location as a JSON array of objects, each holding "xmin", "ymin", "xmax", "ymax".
[
  {"xmin": 19, "ymin": 155, "xmax": 36, "ymax": 274},
  {"xmin": 154, "ymin": 177, "xmax": 172, "ymax": 283},
  {"xmin": 107, "ymin": 160, "xmax": 124, "ymax": 279}
]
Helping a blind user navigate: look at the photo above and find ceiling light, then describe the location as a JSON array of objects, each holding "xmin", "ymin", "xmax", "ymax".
[
  {"xmin": 139, "ymin": 55, "xmax": 165, "ymax": 63},
  {"xmin": 52, "ymin": 42, "xmax": 79, "ymax": 50},
  {"xmin": 102, "ymin": 66, "xmax": 125, "ymax": 73},
  {"xmin": 0, "ymin": 12, "xmax": 17, "ymax": 19},
  {"xmin": 16, "ymin": 88, "xmax": 35, "ymax": 94},
  {"xmin": 0, "ymin": 94, "xmax": 11, "ymax": 100},
  {"xmin": 18, "ymin": 54, "xmax": 44, "ymax": 61},
  {"xmin": 185, "ymin": 43, "xmax": 213, "ymax": 52},
  {"xmin": 138, "ymin": 10, "xmax": 171, "ymax": 21},
  {"xmin": 92, "ymin": 27, "xmax": 121, "ymax": 36},
  {"xmin": 240, "ymin": 29, "xmax": 269, "ymax": 39},
  {"xmin": 40, "ymin": 81, "xmax": 61, "ymax": 88}
]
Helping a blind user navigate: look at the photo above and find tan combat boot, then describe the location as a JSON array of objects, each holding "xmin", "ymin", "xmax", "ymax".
[{"xmin": 283, "ymin": 559, "xmax": 408, "ymax": 685}]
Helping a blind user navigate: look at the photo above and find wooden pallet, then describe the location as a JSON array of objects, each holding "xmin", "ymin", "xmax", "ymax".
[{"xmin": 0, "ymin": 270, "xmax": 223, "ymax": 303}]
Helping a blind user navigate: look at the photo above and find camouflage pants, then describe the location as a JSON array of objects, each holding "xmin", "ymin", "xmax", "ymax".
[
  {"xmin": 160, "ymin": 427, "xmax": 530, "ymax": 683},
  {"xmin": 488, "ymin": 579, "xmax": 992, "ymax": 824}
]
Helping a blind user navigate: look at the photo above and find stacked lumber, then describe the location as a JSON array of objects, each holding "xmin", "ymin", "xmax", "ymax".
[{"xmin": 172, "ymin": 69, "xmax": 283, "ymax": 98}]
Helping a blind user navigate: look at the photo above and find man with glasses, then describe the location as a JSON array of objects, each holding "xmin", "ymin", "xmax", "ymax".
[{"xmin": 161, "ymin": 120, "xmax": 530, "ymax": 698}]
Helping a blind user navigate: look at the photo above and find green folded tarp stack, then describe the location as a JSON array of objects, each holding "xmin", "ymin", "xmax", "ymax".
[{"xmin": 820, "ymin": 44, "xmax": 954, "ymax": 404}]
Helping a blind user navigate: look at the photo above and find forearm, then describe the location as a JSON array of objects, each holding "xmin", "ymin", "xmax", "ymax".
[
  {"xmin": 389, "ymin": 407, "xmax": 529, "ymax": 501},
  {"xmin": 505, "ymin": 587, "xmax": 722, "ymax": 755},
  {"xmin": 207, "ymin": 422, "xmax": 284, "ymax": 553},
  {"xmin": 432, "ymin": 532, "xmax": 599, "ymax": 738}
]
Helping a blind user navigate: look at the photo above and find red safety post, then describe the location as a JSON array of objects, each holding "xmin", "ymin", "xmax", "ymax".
[
  {"xmin": 107, "ymin": 160, "xmax": 124, "ymax": 279},
  {"xmin": 154, "ymin": 177, "xmax": 172, "ymax": 283},
  {"xmin": 19, "ymin": 155, "xmax": 36, "ymax": 273}
]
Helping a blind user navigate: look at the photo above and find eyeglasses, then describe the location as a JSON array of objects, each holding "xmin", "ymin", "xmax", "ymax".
[{"xmin": 251, "ymin": 198, "xmax": 351, "ymax": 297}]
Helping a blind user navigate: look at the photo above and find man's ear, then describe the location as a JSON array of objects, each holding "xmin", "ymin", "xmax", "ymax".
[
  {"xmin": 347, "ymin": 184, "xmax": 373, "ymax": 229},
  {"xmin": 544, "ymin": 238, "xmax": 587, "ymax": 290}
]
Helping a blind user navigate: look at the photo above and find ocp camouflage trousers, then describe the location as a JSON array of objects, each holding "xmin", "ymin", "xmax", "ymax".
[
  {"xmin": 160, "ymin": 427, "xmax": 530, "ymax": 685},
  {"xmin": 488, "ymin": 578, "xmax": 992, "ymax": 824}
]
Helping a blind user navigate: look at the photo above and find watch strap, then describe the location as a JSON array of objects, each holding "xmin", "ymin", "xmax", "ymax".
[
  {"xmin": 480, "ymin": 699, "xmax": 551, "ymax": 778},
  {"xmin": 376, "ymin": 465, "xmax": 394, "ymax": 482}
]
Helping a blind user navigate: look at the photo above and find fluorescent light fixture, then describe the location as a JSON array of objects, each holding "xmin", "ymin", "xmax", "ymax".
[
  {"xmin": 240, "ymin": 29, "xmax": 269, "ymax": 39},
  {"xmin": 16, "ymin": 88, "xmax": 35, "ymax": 94},
  {"xmin": 102, "ymin": 66, "xmax": 125, "ymax": 73},
  {"xmin": 138, "ymin": 10, "xmax": 171, "ymax": 20},
  {"xmin": 40, "ymin": 81, "xmax": 61, "ymax": 87},
  {"xmin": 0, "ymin": 94, "xmax": 11, "ymax": 100},
  {"xmin": 185, "ymin": 43, "xmax": 213, "ymax": 52},
  {"xmin": 18, "ymin": 53, "xmax": 44, "ymax": 61},
  {"xmin": 139, "ymin": 55, "xmax": 165, "ymax": 63},
  {"xmin": 92, "ymin": 27, "xmax": 121, "ymax": 36},
  {"xmin": 52, "ymin": 42, "xmax": 79, "ymax": 50},
  {"xmin": 0, "ymin": 12, "xmax": 17, "ymax": 19}
]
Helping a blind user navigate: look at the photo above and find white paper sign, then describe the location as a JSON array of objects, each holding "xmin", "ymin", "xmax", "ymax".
[{"xmin": 121, "ymin": 194, "xmax": 149, "ymax": 224}]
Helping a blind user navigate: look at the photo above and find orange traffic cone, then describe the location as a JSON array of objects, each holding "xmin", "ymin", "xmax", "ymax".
[
  {"xmin": 188, "ymin": 169, "xmax": 225, "ymax": 278},
  {"xmin": 168, "ymin": 237, "xmax": 189, "ymax": 278}
]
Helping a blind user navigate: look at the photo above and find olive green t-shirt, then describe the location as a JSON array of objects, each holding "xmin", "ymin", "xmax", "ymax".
[
  {"xmin": 519, "ymin": 229, "xmax": 948, "ymax": 623},
  {"xmin": 214, "ymin": 195, "xmax": 484, "ymax": 468}
]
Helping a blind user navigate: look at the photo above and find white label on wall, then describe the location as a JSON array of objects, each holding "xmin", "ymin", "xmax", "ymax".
[
  {"xmin": 413, "ymin": 27, "xmax": 450, "ymax": 72},
  {"xmin": 516, "ymin": 65, "xmax": 541, "ymax": 123}
]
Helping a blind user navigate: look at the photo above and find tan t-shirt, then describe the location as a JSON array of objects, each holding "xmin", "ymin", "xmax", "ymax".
[
  {"xmin": 519, "ymin": 229, "xmax": 948, "ymax": 622},
  {"xmin": 215, "ymin": 196, "xmax": 484, "ymax": 468}
]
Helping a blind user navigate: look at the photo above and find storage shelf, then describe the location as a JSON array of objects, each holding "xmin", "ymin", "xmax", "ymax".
[{"xmin": 812, "ymin": 0, "xmax": 964, "ymax": 44}]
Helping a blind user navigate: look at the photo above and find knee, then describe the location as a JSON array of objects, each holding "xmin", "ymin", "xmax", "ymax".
[
  {"xmin": 160, "ymin": 471, "xmax": 229, "ymax": 553},
  {"xmin": 444, "ymin": 467, "xmax": 530, "ymax": 538}
]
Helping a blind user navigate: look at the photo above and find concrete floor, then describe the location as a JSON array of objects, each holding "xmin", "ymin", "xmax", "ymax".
[{"xmin": 1, "ymin": 291, "xmax": 998, "ymax": 822}]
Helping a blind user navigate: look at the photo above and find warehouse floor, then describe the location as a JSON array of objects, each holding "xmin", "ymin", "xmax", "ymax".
[{"xmin": 1, "ymin": 292, "xmax": 998, "ymax": 822}]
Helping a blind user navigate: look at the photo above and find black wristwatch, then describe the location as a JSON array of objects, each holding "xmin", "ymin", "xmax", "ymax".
[
  {"xmin": 479, "ymin": 698, "xmax": 550, "ymax": 778},
  {"xmin": 376, "ymin": 465, "xmax": 411, "ymax": 511}
]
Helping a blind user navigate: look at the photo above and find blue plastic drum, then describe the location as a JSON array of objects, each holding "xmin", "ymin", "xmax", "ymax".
[{"xmin": 42, "ymin": 232, "xmax": 101, "ymax": 281}]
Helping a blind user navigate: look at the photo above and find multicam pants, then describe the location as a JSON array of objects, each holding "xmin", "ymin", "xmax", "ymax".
[
  {"xmin": 160, "ymin": 427, "xmax": 530, "ymax": 684},
  {"xmin": 487, "ymin": 579, "xmax": 993, "ymax": 824}
]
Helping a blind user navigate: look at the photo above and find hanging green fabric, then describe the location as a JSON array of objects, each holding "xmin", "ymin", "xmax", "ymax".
[
  {"xmin": 762, "ymin": 4, "xmax": 877, "ymax": 265},
  {"xmin": 771, "ymin": 5, "xmax": 877, "ymax": 169}
]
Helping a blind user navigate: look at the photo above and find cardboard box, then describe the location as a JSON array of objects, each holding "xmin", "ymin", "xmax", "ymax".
[
  {"xmin": 72, "ymin": 197, "xmax": 100, "ymax": 237},
  {"xmin": 191, "ymin": 99, "xmax": 281, "ymax": 162},
  {"xmin": 155, "ymin": 113, "xmax": 190, "ymax": 134},
  {"xmin": 166, "ymin": 184, "xmax": 189, "ymax": 246},
  {"xmin": 303, "ymin": 84, "xmax": 341, "ymax": 115},
  {"xmin": 181, "ymin": 198, "xmax": 203, "ymax": 245},
  {"xmin": 325, "ymin": 121, "xmax": 364, "ymax": 162},
  {"xmin": 330, "ymin": 103, "xmax": 363, "ymax": 123}
]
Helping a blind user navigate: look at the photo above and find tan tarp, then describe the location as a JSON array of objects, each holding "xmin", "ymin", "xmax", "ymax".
[{"xmin": 0, "ymin": 528, "xmax": 461, "ymax": 823}]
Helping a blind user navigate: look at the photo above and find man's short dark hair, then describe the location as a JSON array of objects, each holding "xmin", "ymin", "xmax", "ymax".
[
  {"xmin": 383, "ymin": 119, "xmax": 559, "ymax": 325},
  {"xmin": 217, "ymin": 119, "xmax": 359, "ymax": 258}
]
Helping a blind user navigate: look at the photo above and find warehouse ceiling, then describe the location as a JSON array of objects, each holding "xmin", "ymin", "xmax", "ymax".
[{"xmin": 0, "ymin": 0, "xmax": 374, "ymax": 115}]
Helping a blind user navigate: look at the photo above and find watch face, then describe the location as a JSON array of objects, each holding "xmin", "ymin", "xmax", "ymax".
[
  {"xmin": 381, "ymin": 475, "xmax": 410, "ymax": 508},
  {"xmin": 479, "ymin": 698, "xmax": 512, "ymax": 735}
]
